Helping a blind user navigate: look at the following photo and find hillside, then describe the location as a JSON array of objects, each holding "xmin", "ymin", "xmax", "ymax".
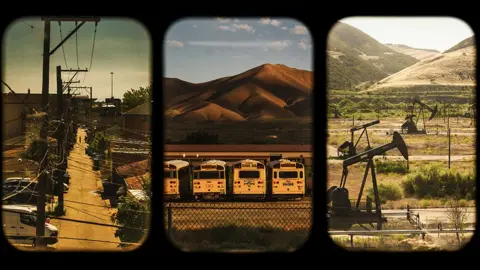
[
  {"xmin": 327, "ymin": 22, "xmax": 419, "ymax": 90},
  {"xmin": 444, "ymin": 36, "xmax": 475, "ymax": 53},
  {"xmin": 163, "ymin": 64, "xmax": 313, "ymax": 122},
  {"xmin": 384, "ymin": 44, "xmax": 441, "ymax": 60},
  {"xmin": 363, "ymin": 45, "xmax": 476, "ymax": 92}
]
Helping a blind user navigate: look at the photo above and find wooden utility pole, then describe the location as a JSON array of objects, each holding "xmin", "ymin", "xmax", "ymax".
[
  {"xmin": 36, "ymin": 16, "xmax": 100, "ymax": 249},
  {"xmin": 36, "ymin": 18, "xmax": 50, "ymax": 248},
  {"xmin": 56, "ymin": 65, "xmax": 64, "ymax": 212},
  {"xmin": 448, "ymin": 106, "xmax": 451, "ymax": 169}
]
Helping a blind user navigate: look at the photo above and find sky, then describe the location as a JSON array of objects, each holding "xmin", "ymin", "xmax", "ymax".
[
  {"xmin": 164, "ymin": 17, "xmax": 313, "ymax": 83},
  {"xmin": 2, "ymin": 17, "xmax": 151, "ymax": 101},
  {"xmin": 340, "ymin": 16, "xmax": 475, "ymax": 52}
]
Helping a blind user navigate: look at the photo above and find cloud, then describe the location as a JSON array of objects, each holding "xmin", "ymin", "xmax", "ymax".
[
  {"xmin": 217, "ymin": 23, "xmax": 255, "ymax": 33},
  {"xmin": 234, "ymin": 19, "xmax": 240, "ymax": 22},
  {"xmin": 259, "ymin": 18, "xmax": 271, "ymax": 24},
  {"xmin": 270, "ymin": 20, "xmax": 282, "ymax": 27},
  {"xmin": 165, "ymin": 40, "xmax": 184, "ymax": 48},
  {"xmin": 192, "ymin": 24, "xmax": 197, "ymax": 28},
  {"xmin": 187, "ymin": 40, "xmax": 290, "ymax": 51},
  {"xmin": 298, "ymin": 39, "xmax": 312, "ymax": 50},
  {"xmin": 216, "ymin": 17, "xmax": 231, "ymax": 23},
  {"xmin": 259, "ymin": 17, "xmax": 282, "ymax": 27},
  {"xmin": 290, "ymin": 25, "xmax": 309, "ymax": 35}
]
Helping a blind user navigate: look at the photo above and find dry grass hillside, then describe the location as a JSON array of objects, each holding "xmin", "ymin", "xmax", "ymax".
[
  {"xmin": 363, "ymin": 45, "xmax": 476, "ymax": 93},
  {"xmin": 384, "ymin": 44, "xmax": 441, "ymax": 60},
  {"xmin": 163, "ymin": 64, "xmax": 313, "ymax": 122}
]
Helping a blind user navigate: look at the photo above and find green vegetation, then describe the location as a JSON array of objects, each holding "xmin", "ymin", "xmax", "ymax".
[
  {"xmin": 327, "ymin": 22, "xmax": 418, "ymax": 91},
  {"xmin": 402, "ymin": 164, "xmax": 476, "ymax": 200},
  {"xmin": 122, "ymin": 84, "xmax": 151, "ymax": 112},
  {"xmin": 375, "ymin": 160, "xmax": 409, "ymax": 174},
  {"xmin": 367, "ymin": 183, "xmax": 403, "ymax": 204},
  {"xmin": 86, "ymin": 132, "xmax": 109, "ymax": 155},
  {"xmin": 20, "ymin": 139, "xmax": 49, "ymax": 163},
  {"xmin": 111, "ymin": 194, "xmax": 151, "ymax": 246}
]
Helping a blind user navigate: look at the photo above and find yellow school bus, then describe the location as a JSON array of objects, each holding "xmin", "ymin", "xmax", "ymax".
[
  {"xmin": 231, "ymin": 159, "xmax": 266, "ymax": 200},
  {"xmin": 266, "ymin": 159, "xmax": 305, "ymax": 200},
  {"xmin": 164, "ymin": 160, "xmax": 191, "ymax": 200},
  {"xmin": 192, "ymin": 160, "xmax": 228, "ymax": 201}
]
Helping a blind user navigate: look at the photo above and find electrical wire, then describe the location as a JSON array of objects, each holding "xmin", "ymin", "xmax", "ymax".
[
  {"xmin": 83, "ymin": 22, "xmax": 98, "ymax": 84},
  {"xmin": 1, "ymin": 208, "xmax": 148, "ymax": 232},
  {"xmin": 75, "ymin": 21, "xmax": 79, "ymax": 69}
]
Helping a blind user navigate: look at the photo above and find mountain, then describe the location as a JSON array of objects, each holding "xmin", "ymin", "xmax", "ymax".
[
  {"xmin": 163, "ymin": 64, "xmax": 313, "ymax": 122},
  {"xmin": 444, "ymin": 36, "xmax": 475, "ymax": 53},
  {"xmin": 363, "ymin": 45, "xmax": 476, "ymax": 92},
  {"xmin": 327, "ymin": 22, "xmax": 419, "ymax": 90},
  {"xmin": 384, "ymin": 44, "xmax": 441, "ymax": 60}
]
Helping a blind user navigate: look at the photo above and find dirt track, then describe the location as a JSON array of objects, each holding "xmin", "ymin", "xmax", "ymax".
[{"xmin": 49, "ymin": 128, "xmax": 120, "ymax": 251}]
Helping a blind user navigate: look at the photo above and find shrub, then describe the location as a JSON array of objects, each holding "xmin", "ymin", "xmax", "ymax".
[
  {"xmin": 401, "ymin": 165, "xmax": 476, "ymax": 199},
  {"xmin": 375, "ymin": 160, "xmax": 408, "ymax": 174},
  {"xmin": 367, "ymin": 183, "xmax": 403, "ymax": 204}
]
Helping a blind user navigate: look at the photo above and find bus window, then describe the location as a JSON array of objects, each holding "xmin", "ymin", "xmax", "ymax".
[
  {"xmin": 274, "ymin": 171, "xmax": 277, "ymax": 179},
  {"xmin": 220, "ymin": 171, "xmax": 224, "ymax": 179},
  {"xmin": 199, "ymin": 171, "xmax": 222, "ymax": 179},
  {"xmin": 279, "ymin": 171, "xmax": 298, "ymax": 178},
  {"xmin": 300, "ymin": 171, "xmax": 303, "ymax": 178},
  {"xmin": 239, "ymin": 171, "xmax": 260, "ymax": 178},
  {"xmin": 164, "ymin": 171, "xmax": 177, "ymax": 178}
]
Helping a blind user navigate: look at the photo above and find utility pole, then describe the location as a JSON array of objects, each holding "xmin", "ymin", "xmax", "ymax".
[
  {"xmin": 36, "ymin": 18, "xmax": 50, "ymax": 249},
  {"xmin": 36, "ymin": 16, "xmax": 100, "ymax": 249},
  {"xmin": 448, "ymin": 106, "xmax": 451, "ymax": 169},
  {"xmin": 56, "ymin": 65, "xmax": 65, "ymax": 212}
]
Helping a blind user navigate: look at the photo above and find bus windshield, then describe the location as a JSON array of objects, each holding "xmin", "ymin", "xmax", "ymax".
[
  {"xmin": 196, "ymin": 171, "xmax": 224, "ymax": 179},
  {"xmin": 279, "ymin": 171, "xmax": 298, "ymax": 178},
  {"xmin": 239, "ymin": 171, "xmax": 260, "ymax": 179},
  {"xmin": 164, "ymin": 171, "xmax": 177, "ymax": 179}
]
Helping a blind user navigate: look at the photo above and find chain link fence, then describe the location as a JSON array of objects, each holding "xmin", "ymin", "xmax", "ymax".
[{"xmin": 164, "ymin": 202, "xmax": 312, "ymax": 251}]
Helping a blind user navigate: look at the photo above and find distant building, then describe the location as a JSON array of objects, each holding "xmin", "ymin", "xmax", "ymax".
[{"xmin": 121, "ymin": 102, "xmax": 151, "ymax": 140}]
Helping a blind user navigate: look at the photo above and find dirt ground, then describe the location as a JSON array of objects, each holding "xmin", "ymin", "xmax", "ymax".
[{"xmin": 48, "ymin": 128, "xmax": 122, "ymax": 251}]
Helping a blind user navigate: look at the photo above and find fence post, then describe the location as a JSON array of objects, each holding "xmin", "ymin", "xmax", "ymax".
[
  {"xmin": 167, "ymin": 204, "xmax": 172, "ymax": 238},
  {"xmin": 350, "ymin": 234, "xmax": 354, "ymax": 248}
]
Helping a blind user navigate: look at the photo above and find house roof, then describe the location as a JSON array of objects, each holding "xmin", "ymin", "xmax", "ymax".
[
  {"xmin": 116, "ymin": 159, "xmax": 150, "ymax": 177},
  {"xmin": 128, "ymin": 189, "xmax": 148, "ymax": 202},
  {"xmin": 123, "ymin": 102, "xmax": 151, "ymax": 116}
]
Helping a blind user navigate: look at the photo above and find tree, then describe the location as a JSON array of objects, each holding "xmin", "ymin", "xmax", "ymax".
[
  {"xmin": 122, "ymin": 85, "xmax": 151, "ymax": 112},
  {"xmin": 111, "ymin": 173, "xmax": 151, "ymax": 247}
]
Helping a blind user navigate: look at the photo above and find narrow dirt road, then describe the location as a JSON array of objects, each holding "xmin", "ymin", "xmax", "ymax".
[{"xmin": 51, "ymin": 128, "xmax": 120, "ymax": 251}]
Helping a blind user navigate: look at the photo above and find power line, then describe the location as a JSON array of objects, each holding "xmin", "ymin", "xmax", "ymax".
[
  {"xmin": 23, "ymin": 22, "xmax": 37, "ymax": 29},
  {"xmin": 1, "ymin": 208, "xmax": 148, "ymax": 232},
  {"xmin": 58, "ymin": 22, "xmax": 69, "ymax": 74},
  {"xmin": 75, "ymin": 21, "xmax": 79, "ymax": 69},
  {"xmin": 83, "ymin": 22, "xmax": 98, "ymax": 84}
]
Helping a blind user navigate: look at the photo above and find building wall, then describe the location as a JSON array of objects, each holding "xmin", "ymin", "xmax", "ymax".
[
  {"xmin": 2, "ymin": 93, "xmax": 58, "ymax": 141},
  {"xmin": 122, "ymin": 115, "xmax": 150, "ymax": 140}
]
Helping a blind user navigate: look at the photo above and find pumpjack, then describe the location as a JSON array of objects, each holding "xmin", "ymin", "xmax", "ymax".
[
  {"xmin": 328, "ymin": 131, "xmax": 409, "ymax": 230},
  {"xmin": 401, "ymin": 97, "xmax": 438, "ymax": 134},
  {"xmin": 337, "ymin": 120, "xmax": 380, "ymax": 158}
]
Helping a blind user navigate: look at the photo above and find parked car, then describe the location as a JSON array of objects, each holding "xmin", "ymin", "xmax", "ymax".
[{"xmin": 2, "ymin": 204, "xmax": 58, "ymax": 246}]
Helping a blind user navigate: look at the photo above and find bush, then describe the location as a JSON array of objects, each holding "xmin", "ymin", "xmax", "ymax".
[
  {"xmin": 375, "ymin": 160, "xmax": 408, "ymax": 174},
  {"xmin": 401, "ymin": 165, "xmax": 476, "ymax": 199},
  {"xmin": 367, "ymin": 183, "xmax": 403, "ymax": 204}
]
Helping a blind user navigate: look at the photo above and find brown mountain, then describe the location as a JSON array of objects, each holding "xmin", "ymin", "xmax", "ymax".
[{"xmin": 163, "ymin": 64, "xmax": 313, "ymax": 122}]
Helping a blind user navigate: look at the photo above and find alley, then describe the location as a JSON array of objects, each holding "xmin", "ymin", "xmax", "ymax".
[{"xmin": 51, "ymin": 128, "xmax": 120, "ymax": 251}]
